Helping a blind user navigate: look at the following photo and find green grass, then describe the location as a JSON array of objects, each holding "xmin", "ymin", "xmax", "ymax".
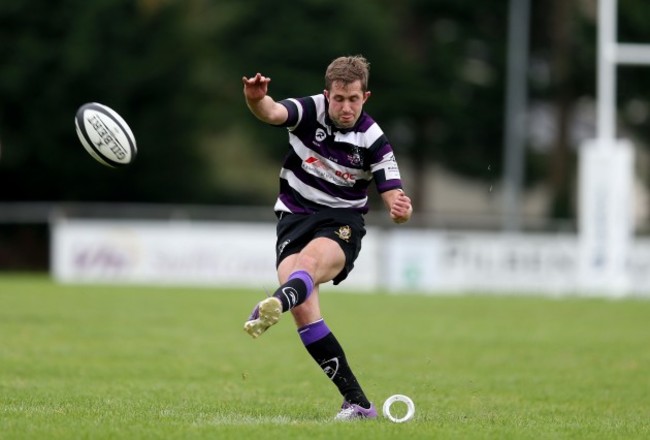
[{"xmin": 1, "ymin": 274, "xmax": 649, "ymax": 439}]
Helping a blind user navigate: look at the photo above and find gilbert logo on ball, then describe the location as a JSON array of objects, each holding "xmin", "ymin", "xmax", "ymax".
[
  {"xmin": 75, "ymin": 102, "xmax": 137, "ymax": 168},
  {"xmin": 382, "ymin": 394, "xmax": 415, "ymax": 423}
]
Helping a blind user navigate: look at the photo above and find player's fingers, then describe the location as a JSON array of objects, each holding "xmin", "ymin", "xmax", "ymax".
[
  {"xmin": 243, "ymin": 75, "xmax": 259, "ymax": 86},
  {"xmin": 244, "ymin": 73, "xmax": 271, "ymax": 86},
  {"xmin": 394, "ymin": 199, "xmax": 409, "ymax": 210},
  {"xmin": 398, "ymin": 197, "xmax": 412, "ymax": 210},
  {"xmin": 243, "ymin": 74, "xmax": 263, "ymax": 83}
]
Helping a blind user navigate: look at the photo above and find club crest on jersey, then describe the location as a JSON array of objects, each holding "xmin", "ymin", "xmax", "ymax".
[
  {"xmin": 347, "ymin": 153, "xmax": 362, "ymax": 166},
  {"xmin": 347, "ymin": 146, "xmax": 362, "ymax": 166},
  {"xmin": 335, "ymin": 225, "xmax": 352, "ymax": 242}
]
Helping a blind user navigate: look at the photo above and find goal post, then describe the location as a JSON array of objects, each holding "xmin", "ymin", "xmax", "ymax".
[
  {"xmin": 578, "ymin": 139, "xmax": 634, "ymax": 295},
  {"xmin": 578, "ymin": 0, "xmax": 650, "ymax": 295}
]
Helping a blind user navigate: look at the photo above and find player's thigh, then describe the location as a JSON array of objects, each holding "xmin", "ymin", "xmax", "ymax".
[
  {"xmin": 297, "ymin": 237, "xmax": 346, "ymax": 284},
  {"xmin": 277, "ymin": 253, "xmax": 300, "ymax": 284},
  {"xmin": 277, "ymin": 237, "xmax": 345, "ymax": 284}
]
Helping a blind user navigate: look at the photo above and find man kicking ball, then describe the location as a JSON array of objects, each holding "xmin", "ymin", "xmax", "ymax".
[{"xmin": 242, "ymin": 55, "xmax": 413, "ymax": 420}]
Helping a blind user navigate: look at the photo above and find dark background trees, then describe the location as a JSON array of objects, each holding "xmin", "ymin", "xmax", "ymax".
[{"xmin": 1, "ymin": 0, "xmax": 650, "ymax": 220}]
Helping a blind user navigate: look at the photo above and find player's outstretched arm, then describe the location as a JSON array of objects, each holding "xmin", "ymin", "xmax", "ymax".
[
  {"xmin": 242, "ymin": 73, "xmax": 288, "ymax": 125},
  {"xmin": 381, "ymin": 189, "xmax": 413, "ymax": 224}
]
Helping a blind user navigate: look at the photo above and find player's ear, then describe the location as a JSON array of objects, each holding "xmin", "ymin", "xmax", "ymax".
[
  {"xmin": 323, "ymin": 89, "xmax": 329, "ymax": 101},
  {"xmin": 363, "ymin": 91, "xmax": 371, "ymax": 102}
]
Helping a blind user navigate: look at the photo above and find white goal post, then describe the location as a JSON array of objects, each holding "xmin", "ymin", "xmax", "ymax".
[{"xmin": 578, "ymin": 0, "xmax": 650, "ymax": 294}]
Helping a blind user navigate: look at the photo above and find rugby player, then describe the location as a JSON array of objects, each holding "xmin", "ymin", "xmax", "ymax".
[{"xmin": 242, "ymin": 55, "xmax": 413, "ymax": 420}]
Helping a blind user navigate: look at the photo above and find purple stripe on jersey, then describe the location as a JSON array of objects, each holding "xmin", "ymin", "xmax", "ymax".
[
  {"xmin": 354, "ymin": 113, "xmax": 375, "ymax": 132},
  {"xmin": 298, "ymin": 319, "xmax": 331, "ymax": 346},
  {"xmin": 290, "ymin": 165, "xmax": 369, "ymax": 200},
  {"xmin": 278, "ymin": 99, "xmax": 299, "ymax": 127},
  {"xmin": 276, "ymin": 180, "xmax": 369, "ymax": 214},
  {"xmin": 327, "ymin": 144, "xmax": 367, "ymax": 170},
  {"xmin": 374, "ymin": 141, "xmax": 394, "ymax": 158},
  {"xmin": 290, "ymin": 129, "xmax": 319, "ymax": 154},
  {"xmin": 284, "ymin": 152, "xmax": 370, "ymax": 195},
  {"xmin": 376, "ymin": 180, "xmax": 403, "ymax": 193},
  {"xmin": 277, "ymin": 189, "xmax": 313, "ymax": 214}
]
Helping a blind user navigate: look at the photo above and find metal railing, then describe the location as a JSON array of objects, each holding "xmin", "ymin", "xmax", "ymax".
[{"xmin": 0, "ymin": 201, "xmax": 576, "ymax": 232}]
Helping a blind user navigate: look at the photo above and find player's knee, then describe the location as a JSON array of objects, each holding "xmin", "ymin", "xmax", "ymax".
[{"xmin": 294, "ymin": 253, "xmax": 319, "ymax": 275}]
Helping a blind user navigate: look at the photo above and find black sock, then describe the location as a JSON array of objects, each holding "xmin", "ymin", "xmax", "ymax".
[
  {"xmin": 303, "ymin": 331, "xmax": 370, "ymax": 408},
  {"xmin": 272, "ymin": 270, "xmax": 314, "ymax": 312}
]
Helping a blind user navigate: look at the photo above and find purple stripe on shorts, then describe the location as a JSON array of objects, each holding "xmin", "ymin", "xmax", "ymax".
[{"xmin": 298, "ymin": 319, "xmax": 330, "ymax": 346}]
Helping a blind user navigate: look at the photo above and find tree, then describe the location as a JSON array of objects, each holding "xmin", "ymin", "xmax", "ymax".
[{"xmin": 0, "ymin": 0, "xmax": 213, "ymax": 203}]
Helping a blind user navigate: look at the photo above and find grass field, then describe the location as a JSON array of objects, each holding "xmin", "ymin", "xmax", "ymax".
[{"xmin": 1, "ymin": 274, "xmax": 649, "ymax": 439}]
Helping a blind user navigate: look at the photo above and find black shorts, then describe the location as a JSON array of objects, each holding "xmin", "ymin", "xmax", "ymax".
[{"xmin": 275, "ymin": 208, "xmax": 366, "ymax": 285}]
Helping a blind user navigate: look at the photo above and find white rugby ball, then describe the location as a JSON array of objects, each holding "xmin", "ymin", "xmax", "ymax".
[{"xmin": 74, "ymin": 102, "xmax": 137, "ymax": 168}]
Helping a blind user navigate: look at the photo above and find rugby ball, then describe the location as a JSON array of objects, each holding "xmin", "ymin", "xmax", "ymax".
[{"xmin": 74, "ymin": 102, "xmax": 137, "ymax": 168}]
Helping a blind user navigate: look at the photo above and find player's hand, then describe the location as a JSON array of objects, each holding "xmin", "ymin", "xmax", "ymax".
[
  {"xmin": 390, "ymin": 192, "xmax": 413, "ymax": 224},
  {"xmin": 242, "ymin": 73, "xmax": 271, "ymax": 102}
]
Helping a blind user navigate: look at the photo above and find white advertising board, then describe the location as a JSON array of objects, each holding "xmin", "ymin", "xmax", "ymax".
[
  {"xmin": 52, "ymin": 220, "xmax": 277, "ymax": 286},
  {"xmin": 51, "ymin": 219, "xmax": 650, "ymax": 297},
  {"xmin": 383, "ymin": 229, "xmax": 650, "ymax": 297},
  {"xmin": 51, "ymin": 219, "xmax": 380, "ymax": 291},
  {"xmin": 384, "ymin": 230, "xmax": 579, "ymax": 295}
]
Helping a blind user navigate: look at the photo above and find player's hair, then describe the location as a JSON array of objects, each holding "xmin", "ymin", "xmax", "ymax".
[{"xmin": 325, "ymin": 55, "xmax": 370, "ymax": 92}]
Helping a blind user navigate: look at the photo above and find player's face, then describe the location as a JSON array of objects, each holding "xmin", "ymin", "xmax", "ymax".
[{"xmin": 324, "ymin": 80, "xmax": 370, "ymax": 129}]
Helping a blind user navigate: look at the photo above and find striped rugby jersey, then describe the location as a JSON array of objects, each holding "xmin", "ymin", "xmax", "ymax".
[{"xmin": 273, "ymin": 94, "xmax": 403, "ymax": 215}]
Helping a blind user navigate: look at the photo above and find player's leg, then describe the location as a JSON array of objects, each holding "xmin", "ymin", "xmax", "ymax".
[
  {"xmin": 243, "ymin": 251, "xmax": 308, "ymax": 338},
  {"xmin": 243, "ymin": 213, "xmax": 375, "ymax": 419},
  {"xmin": 244, "ymin": 237, "xmax": 341, "ymax": 338},
  {"xmin": 282, "ymin": 239, "xmax": 376, "ymax": 420},
  {"xmin": 293, "ymin": 296, "xmax": 376, "ymax": 419}
]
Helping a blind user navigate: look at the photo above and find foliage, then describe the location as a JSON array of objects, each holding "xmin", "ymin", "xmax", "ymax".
[
  {"xmin": 206, "ymin": 0, "xmax": 408, "ymax": 150},
  {"xmin": 385, "ymin": 0, "xmax": 509, "ymax": 180},
  {"xmin": 2, "ymin": 0, "xmax": 650, "ymax": 215},
  {"xmin": 0, "ymin": 0, "xmax": 212, "ymax": 202}
]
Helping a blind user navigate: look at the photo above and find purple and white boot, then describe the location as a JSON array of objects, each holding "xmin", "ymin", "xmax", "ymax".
[{"xmin": 334, "ymin": 400, "xmax": 378, "ymax": 421}]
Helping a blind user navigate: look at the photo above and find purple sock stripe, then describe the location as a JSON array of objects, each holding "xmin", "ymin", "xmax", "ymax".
[
  {"xmin": 288, "ymin": 270, "xmax": 314, "ymax": 298},
  {"xmin": 298, "ymin": 319, "xmax": 331, "ymax": 346}
]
